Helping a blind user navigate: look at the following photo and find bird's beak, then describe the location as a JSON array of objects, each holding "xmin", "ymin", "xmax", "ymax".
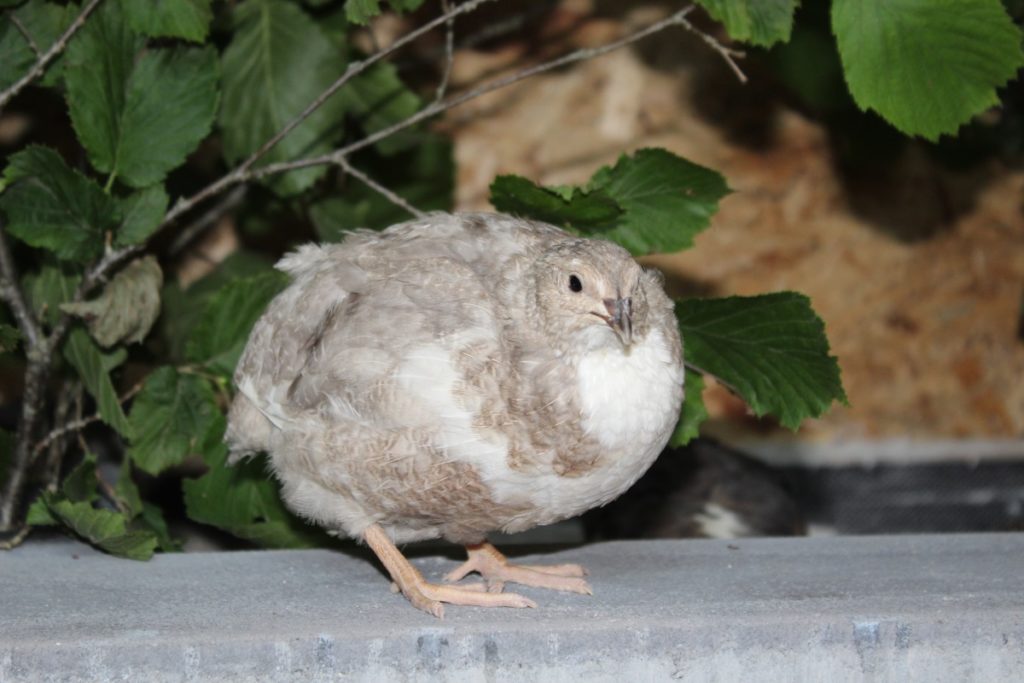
[{"xmin": 603, "ymin": 297, "xmax": 633, "ymax": 346}]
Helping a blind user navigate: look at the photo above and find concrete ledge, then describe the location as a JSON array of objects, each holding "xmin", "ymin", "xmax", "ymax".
[{"xmin": 2, "ymin": 534, "xmax": 1023, "ymax": 681}]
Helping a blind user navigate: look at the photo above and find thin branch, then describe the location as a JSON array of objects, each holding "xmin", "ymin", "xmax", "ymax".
[
  {"xmin": 41, "ymin": 379, "xmax": 75, "ymax": 494},
  {"xmin": 9, "ymin": 14, "xmax": 41, "ymax": 58},
  {"xmin": 169, "ymin": 185, "xmax": 248, "ymax": 257},
  {"xmin": 252, "ymin": 5, "xmax": 743, "ymax": 181},
  {"xmin": 0, "ymin": 223, "xmax": 52, "ymax": 527},
  {"xmin": 677, "ymin": 15, "xmax": 747, "ymax": 83},
  {"xmin": 162, "ymin": 0, "xmax": 497, "ymax": 229},
  {"xmin": 335, "ymin": 156, "xmax": 426, "ymax": 219},
  {"xmin": 0, "ymin": 524, "xmax": 31, "ymax": 550},
  {"xmin": 0, "ymin": 357, "xmax": 49, "ymax": 529},
  {"xmin": 32, "ymin": 414, "xmax": 99, "ymax": 462},
  {"xmin": 433, "ymin": 0, "xmax": 456, "ymax": 105},
  {"xmin": 0, "ymin": 222, "xmax": 41, "ymax": 349},
  {"xmin": 32, "ymin": 380, "xmax": 144, "ymax": 460},
  {"xmin": 0, "ymin": 0, "xmax": 105, "ymax": 112}
]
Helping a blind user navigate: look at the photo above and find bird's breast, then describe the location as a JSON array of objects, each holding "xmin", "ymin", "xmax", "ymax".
[{"xmin": 575, "ymin": 325, "xmax": 684, "ymax": 457}]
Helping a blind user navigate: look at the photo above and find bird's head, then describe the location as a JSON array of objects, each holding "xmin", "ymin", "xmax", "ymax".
[{"xmin": 532, "ymin": 238, "xmax": 651, "ymax": 353}]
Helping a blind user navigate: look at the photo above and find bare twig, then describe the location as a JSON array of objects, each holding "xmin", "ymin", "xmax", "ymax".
[
  {"xmin": 433, "ymin": 0, "xmax": 456, "ymax": 105},
  {"xmin": 0, "ymin": 524, "xmax": 31, "ymax": 550},
  {"xmin": 9, "ymin": 14, "xmax": 41, "ymax": 58},
  {"xmin": 678, "ymin": 15, "xmax": 747, "ymax": 83},
  {"xmin": 0, "ymin": 222, "xmax": 49, "ymax": 531},
  {"xmin": 31, "ymin": 380, "xmax": 145, "ymax": 461},
  {"xmin": 169, "ymin": 185, "xmax": 248, "ymax": 256},
  {"xmin": 250, "ymin": 6, "xmax": 743, "ymax": 180},
  {"xmin": 41, "ymin": 379, "xmax": 75, "ymax": 494},
  {"xmin": 0, "ymin": 0, "xmax": 105, "ymax": 112},
  {"xmin": 0, "ymin": 222, "xmax": 41, "ymax": 349},
  {"xmin": 335, "ymin": 156, "xmax": 425, "ymax": 219},
  {"xmin": 33, "ymin": 413, "xmax": 100, "ymax": 463},
  {"xmin": 0, "ymin": 357, "xmax": 50, "ymax": 529},
  {"xmin": 162, "ymin": 0, "xmax": 497, "ymax": 229}
]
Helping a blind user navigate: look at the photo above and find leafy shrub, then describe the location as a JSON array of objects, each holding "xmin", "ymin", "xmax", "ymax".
[{"xmin": 0, "ymin": 0, "xmax": 1019, "ymax": 556}]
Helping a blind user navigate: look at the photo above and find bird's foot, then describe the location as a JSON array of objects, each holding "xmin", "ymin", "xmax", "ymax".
[
  {"xmin": 445, "ymin": 541, "xmax": 592, "ymax": 595},
  {"xmin": 363, "ymin": 524, "xmax": 535, "ymax": 618},
  {"xmin": 391, "ymin": 575, "xmax": 536, "ymax": 619}
]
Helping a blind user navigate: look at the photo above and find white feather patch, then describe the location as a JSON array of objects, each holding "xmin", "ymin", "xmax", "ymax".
[
  {"xmin": 394, "ymin": 337, "xmax": 511, "ymax": 476},
  {"xmin": 576, "ymin": 325, "xmax": 683, "ymax": 452}
]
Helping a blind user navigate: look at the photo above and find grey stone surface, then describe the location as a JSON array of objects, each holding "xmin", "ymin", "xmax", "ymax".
[{"xmin": 2, "ymin": 534, "xmax": 1022, "ymax": 681}]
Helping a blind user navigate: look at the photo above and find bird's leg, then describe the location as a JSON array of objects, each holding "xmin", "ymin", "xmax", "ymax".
[
  {"xmin": 444, "ymin": 541, "xmax": 592, "ymax": 595},
  {"xmin": 362, "ymin": 524, "xmax": 537, "ymax": 618}
]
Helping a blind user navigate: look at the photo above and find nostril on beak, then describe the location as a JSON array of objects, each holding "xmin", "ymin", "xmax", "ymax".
[{"xmin": 602, "ymin": 298, "xmax": 633, "ymax": 343}]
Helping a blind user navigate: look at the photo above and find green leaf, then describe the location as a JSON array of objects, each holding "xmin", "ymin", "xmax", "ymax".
[
  {"xmin": 345, "ymin": 0, "xmax": 381, "ymax": 24},
  {"xmin": 695, "ymin": 0, "xmax": 799, "ymax": 46},
  {"xmin": 0, "ymin": 146, "xmax": 117, "ymax": 262},
  {"xmin": 390, "ymin": 0, "xmax": 426, "ymax": 10},
  {"xmin": 345, "ymin": 0, "xmax": 424, "ymax": 24},
  {"xmin": 115, "ymin": 184, "xmax": 168, "ymax": 248},
  {"xmin": 122, "ymin": 0, "xmax": 213, "ymax": 42},
  {"xmin": 138, "ymin": 502, "xmax": 181, "ymax": 552},
  {"xmin": 341, "ymin": 61, "xmax": 422, "ymax": 154},
  {"xmin": 0, "ymin": 0, "xmax": 76, "ymax": 90},
  {"xmin": 676, "ymin": 293, "xmax": 847, "ymax": 430},
  {"xmin": 489, "ymin": 148, "xmax": 729, "ymax": 256},
  {"xmin": 61, "ymin": 454, "xmax": 100, "ymax": 503},
  {"xmin": 26, "ymin": 496, "xmax": 57, "ymax": 525},
  {"xmin": 589, "ymin": 148, "xmax": 731, "ymax": 255},
  {"xmin": 489, "ymin": 176, "xmax": 623, "ymax": 232},
  {"xmin": 64, "ymin": 1, "xmax": 143, "ymax": 174},
  {"xmin": 61, "ymin": 256, "xmax": 163, "ymax": 347},
  {"xmin": 184, "ymin": 417, "xmax": 332, "ymax": 548},
  {"xmin": 28, "ymin": 453, "xmax": 161, "ymax": 557},
  {"xmin": 0, "ymin": 323, "xmax": 20, "ymax": 352},
  {"xmin": 63, "ymin": 328, "xmax": 132, "ymax": 436},
  {"xmin": 66, "ymin": 1, "xmax": 219, "ymax": 188},
  {"xmin": 220, "ymin": 0, "xmax": 349, "ymax": 195},
  {"xmin": 832, "ymin": 0, "xmax": 1024, "ymax": 140},
  {"xmin": 159, "ymin": 251, "xmax": 276, "ymax": 361},
  {"xmin": 114, "ymin": 457, "xmax": 143, "ymax": 518},
  {"xmin": 766, "ymin": 20, "xmax": 849, "ymax": 113},
  {"xmin": 669, "ymin": 370, "xmax": 708, "ymax": 447},
  {"xmin": 185, "ymin": 271, "xmax": 289, "ymax": 376},
  {"xmin": 126, "ymin": 366, "xmax": 221, "ymax": 475},
  {"xmin": 309, "ymin": 134, "xmax": 454, "ymax": 238},
  {"xmin": 37, "ymin": 492, "xmax": 158, "ymax": 560},
  {"xmin": 24, "ymin": 262, "xmax": 80, "ymax": 327}
]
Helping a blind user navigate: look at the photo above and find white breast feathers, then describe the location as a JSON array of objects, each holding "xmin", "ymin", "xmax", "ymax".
[{"xmin": 576, "ymin": 325, "xmax": 684, "ymax": 454}]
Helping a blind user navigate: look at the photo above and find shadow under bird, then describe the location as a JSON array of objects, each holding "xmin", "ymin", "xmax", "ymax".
[{"xmin": 225, "ymin": 212, "xmax": 684, "ymax": 617}]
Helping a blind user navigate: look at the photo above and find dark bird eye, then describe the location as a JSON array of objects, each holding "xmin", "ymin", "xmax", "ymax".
[{"xmin": 568, "ymin": 275, "xmax": 582, "ymax": 293}]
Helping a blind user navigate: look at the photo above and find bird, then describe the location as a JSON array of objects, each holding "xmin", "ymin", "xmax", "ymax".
[
  {"xmin": 584, "ymin": 439, "xmax": 806, "ymax": 541},
  {"xmin": 225, "ymin": 212, "xmax": 684, "ymax": 617}
]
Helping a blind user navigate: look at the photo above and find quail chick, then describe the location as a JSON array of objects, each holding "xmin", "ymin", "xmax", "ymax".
[{"xmin": 225, "ymin": 212, "xmax": 684, "ymax": 617}]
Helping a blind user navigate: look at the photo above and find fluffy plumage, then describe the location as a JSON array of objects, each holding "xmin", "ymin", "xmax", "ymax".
[{"xmin": 225, "ymin": 212, "xmax": 684, "ymax": 616}]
